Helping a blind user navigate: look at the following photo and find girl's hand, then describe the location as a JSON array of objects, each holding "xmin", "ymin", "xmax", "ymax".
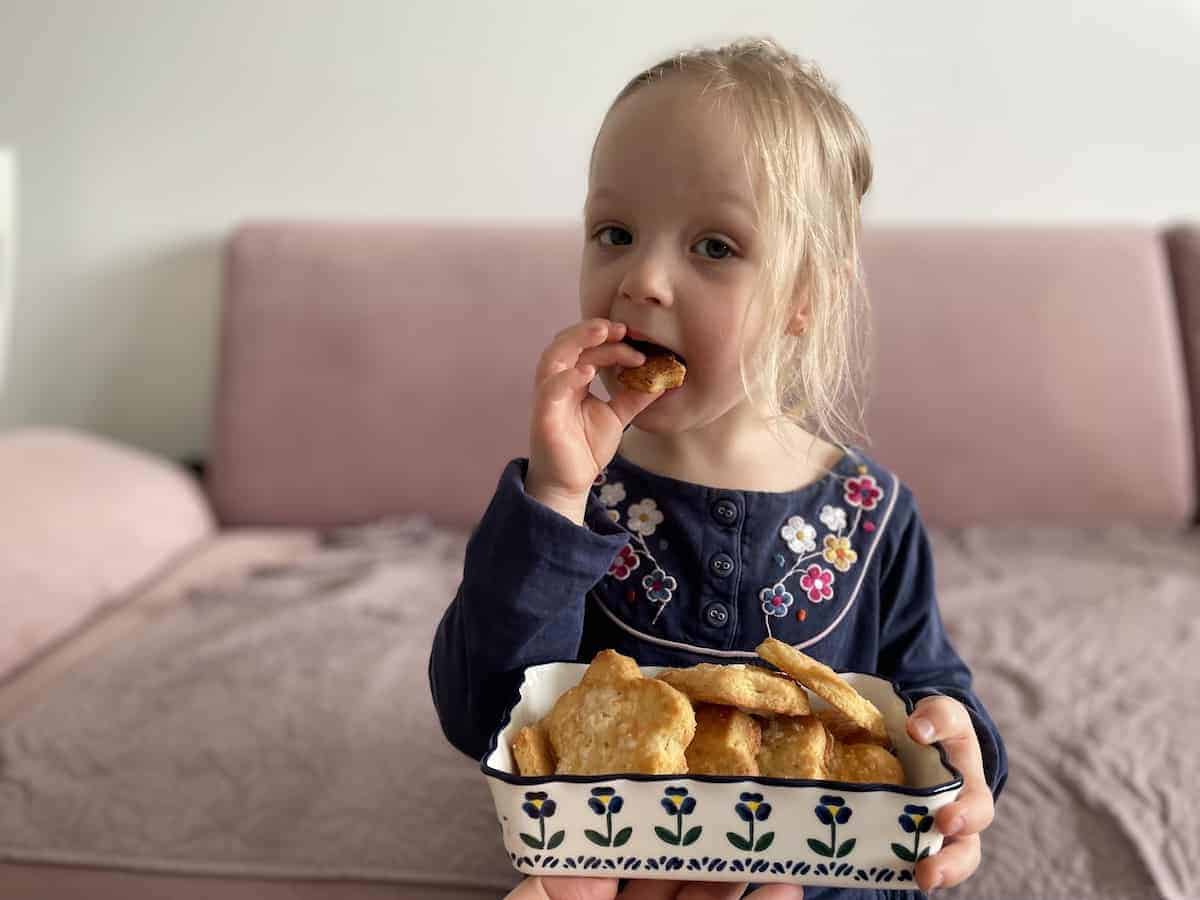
[
  {"xmin": 505, "ymin": 875, "xmax": 804, "ymax": 900},
  {"xmin": 905, "ymin": 695, "xmax": 996, "ymax": 893},
  {"xmin": 526, "ymin": 318, "xmax": 664, "ymax": 524}
]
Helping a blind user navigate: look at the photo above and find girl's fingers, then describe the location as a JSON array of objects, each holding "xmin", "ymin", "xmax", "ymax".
[
  {"xmin": 535, "ymin": 319, "xmax": 626, "ymax": 385},
  {"xmin": 505, "ymin": 875, "xmax": 620, "ymax": 900},
  {"xmin": 744, "ymin": 886, "xmax": 805, "ymax": 899},
  {"xmin": 618, "ymin": 879, "xmax": 747, "ymax": 900},
  {"xmin": 576, "ymin": 341, "xmax": 646, "ymax": 371},
  {"xmin": 933, "ymin": 786, "xmax": 994, "ymax": 839},
  {"xmin": 915, "ymin": 832, "xmax": 981, "ymax": 892},
  {"xmin": 675, "ymin": 882, "xmax": 759, "ymax": 900},
  {"xmin": 907, "ymin": 698, "xmax": 994, "ymax": 837},
  {"xmin": 618, "ymin": 880, "xmax": 801, "ymax": 900},
  {"xmin": 606, "ymin": 380, "xmax": 668, "ymax": 427},
  {"xmin": 539, "ymin": 361, "xmax": 598, "ymax": 406}
]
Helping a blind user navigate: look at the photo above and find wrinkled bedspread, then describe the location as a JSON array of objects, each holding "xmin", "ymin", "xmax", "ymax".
[{"xmin": 1, "ymin": 517, "xmax": 1198, "ymax": 899}]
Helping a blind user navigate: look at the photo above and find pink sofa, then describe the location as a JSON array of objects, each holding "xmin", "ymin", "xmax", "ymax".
[{"xmin": 1, "ymin": 222, "xmax": 1198, "ymax": 899}]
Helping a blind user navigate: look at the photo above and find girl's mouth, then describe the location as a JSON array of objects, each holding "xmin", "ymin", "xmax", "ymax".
[{"xmin": 621, "ymin": 336, "xmax": 687, "ymax": 369}]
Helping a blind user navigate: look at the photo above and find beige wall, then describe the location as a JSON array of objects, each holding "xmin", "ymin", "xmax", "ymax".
[{"xmin": 0, "ymin": 0, "xmax": 1197, "ymax": 461}]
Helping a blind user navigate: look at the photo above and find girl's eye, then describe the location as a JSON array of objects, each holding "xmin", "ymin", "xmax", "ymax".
[
  {"xmin": 597, "ymin": 226, "xmax": 633, "ymax": 246},
  {"xmin": 692, "ymin": 237, "xmax": 734, "ymax": 260}
]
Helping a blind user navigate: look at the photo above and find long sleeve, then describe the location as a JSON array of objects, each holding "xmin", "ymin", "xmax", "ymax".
[
  {"xmin": 428, "ymin": 458, "xmax": 630, "ymax": 762},
  {"xmin": 876, "ymin": 490, "xmax": 1009, "ymax": 801}
]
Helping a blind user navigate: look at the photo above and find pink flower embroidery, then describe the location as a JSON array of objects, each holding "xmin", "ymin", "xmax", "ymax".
[
  {"xmin": 844, "ymin": 474, "xmax": 883, "ymax": 511},
  {"xmin": 799, "ymin": 564, "xmax": 835, "ymax": 603},
  {"xmin": 608, "ymin": 544, "xmax": 640, "ymax": 580}
]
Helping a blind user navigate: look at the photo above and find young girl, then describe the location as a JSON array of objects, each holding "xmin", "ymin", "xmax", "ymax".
[{"xmin": 429, "ymin": 37, "xmax": 1006, "ymax": 899}]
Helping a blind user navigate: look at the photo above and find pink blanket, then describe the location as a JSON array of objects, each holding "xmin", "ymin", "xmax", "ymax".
[{"xmin": 1, "ymin": 517, "xmax": 1197, "ymax": 898}]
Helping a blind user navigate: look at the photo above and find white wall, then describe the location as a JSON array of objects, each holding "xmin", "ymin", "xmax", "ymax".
[{"xmin": 1, "ymin": 0, "xmax": 1197, "ymax": 461}]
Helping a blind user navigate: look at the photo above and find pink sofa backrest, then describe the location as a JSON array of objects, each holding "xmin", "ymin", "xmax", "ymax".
[{"xmin": 208, "ymin": 222, "xmax": 1198, "ymax": 530}]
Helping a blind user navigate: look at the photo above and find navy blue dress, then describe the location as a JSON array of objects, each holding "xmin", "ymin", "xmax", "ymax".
[{"xmin": 429, "ymin": 448, "xmax": 1007, "ymax": 899}]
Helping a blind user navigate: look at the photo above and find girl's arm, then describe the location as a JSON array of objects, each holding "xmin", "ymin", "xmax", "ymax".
[
  {"xmin": 876, "ymin": 488, "xmax": 1009, "ymax": 800},
  {"xmin": 427, "ymin": 457, "xmax": 629, "ymax": 761}
]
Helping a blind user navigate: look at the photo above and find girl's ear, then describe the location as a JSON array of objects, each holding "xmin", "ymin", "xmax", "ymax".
[{"xmin": 786, "ymin": 282, "xmax": 811, "ymax": 336}]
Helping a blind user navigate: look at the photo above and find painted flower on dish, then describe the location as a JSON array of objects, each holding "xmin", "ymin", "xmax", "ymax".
[
  {"xmin": 815, "ymin": 795, "xmax": 853, "ymax": 826},
  {"xmin": 898, "ymin": 805, "xmax": 934, "ymax": 835},
  {"xmin": 893, "ymin": 804, "xmax": 934, "ymax": 863},
  {"xmin": 587, "ymin": 787, "xmax": 624, "ymax": 815},
  {"xmin": 660, "ymin": 786, "xmax": 697, "ymax": 816},
  {"xmin": 585, "ymin": 787, "xmax": 631, "ymax": 847},
  {"xmin": 809, "ymin": 795, "xmax": 856, "ymax": 859},
  {"xmin": 656, "ymin": 786, "xmax": 701, "ymax": 846},
  {"xmin": 735, "ymin": 793, "xmax": 772, "ymax": 823},
  {"xmin": 728, "ymin": 792, "xmax": 774, "ymax": 852},
  {"xmin": 521, "ymin": 792, "xmax": 556, "ymax": 820},
  {"xmin": 519, "ymin": 791, "xmax": 564, "ymax": 851}
]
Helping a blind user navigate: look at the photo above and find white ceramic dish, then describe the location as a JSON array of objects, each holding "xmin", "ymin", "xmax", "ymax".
[{"xmin": 483, "ymin": 662, "xmax": 963, "ymax": 890}]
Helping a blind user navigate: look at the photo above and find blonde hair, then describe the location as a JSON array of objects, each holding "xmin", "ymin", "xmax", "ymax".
[{"xmin": 594, "ymin": 37, "xmax": 874, "ymax": 457}]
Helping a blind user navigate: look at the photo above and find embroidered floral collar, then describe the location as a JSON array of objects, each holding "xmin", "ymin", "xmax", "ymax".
[{"xmin": 591, "ymin": 450, "xmax": 887, "ymax": 643}]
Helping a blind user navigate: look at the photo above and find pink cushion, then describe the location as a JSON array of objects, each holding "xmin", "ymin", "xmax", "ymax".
[
  {"xmin": 0, "ymin": 427, "xmax": 215, "ymax": 683},
  {"xmin": 210, "ymin": 223, "xmax": 580, "ymax": 530},
  {"xmin": 865, "ymin": 226, "xmax": 1193, "ymax": 526},
  {"xmin": 209, "ymin": 223, "xmax": 1195, "ymax": 530}
]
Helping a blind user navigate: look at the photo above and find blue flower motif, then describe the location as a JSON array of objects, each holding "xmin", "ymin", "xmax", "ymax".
[
  {"xmin": 588, "ymin": 786, "xmax": 624, "ymax": 815},
  {"xmin": 815, "ymin": 795, "xmax": 853, "ymax": 825},
  {"xmin": 760, "ymin": 585, "xmax": 794, "ymax": 617},
  {"xmin": 643, "ymin": 568, "xmax": 677, "ymax": 602},
  {"xmin": 522, "ymin": 791, "xmax": 556, "ymax": 820},
  {"xmin": 899, "ymin": 804, "xmax": 933, "ymax": 834},
  {"xmin": 735, "ymin": 792, "xmax": 772, "ymax": 822},
  {"xmin": 661, "ymin": 786, "xmax": 696, "ymax": 816}
]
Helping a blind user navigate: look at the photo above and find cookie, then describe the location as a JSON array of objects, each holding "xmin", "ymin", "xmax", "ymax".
[
  {"xmin": 618, "ymin": 353, "xmax": 686, "ymax": 393},
  {"xmin": 657, "ymin": 662, "xmax": 811, "ymax": 717},
  {"xmin": 756, "ymin": 638, "xmax": 888, "ymax": 743},
  {"xmin": 511, "ymin": 721, "xmax": 556, "ymax": 777},
  {"xmin": 545, "ymin": 649, "xmax": 695, "ymax": 775},
  {"xmin": 685, "ymin": 703, "xmax": 762, "ymax": 776},
  {"xmin": 816, "ymin": 706, "xmax": 892, "ymax": 749},
  {"xmin": 756, "ymin": 714, "xmax": 831, "ymax": 779},
  {"xmin": 828, "ymin": 742, "xmax": 906, "ymax": 786}
]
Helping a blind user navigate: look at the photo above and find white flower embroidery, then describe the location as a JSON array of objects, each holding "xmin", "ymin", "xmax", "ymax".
[
  {"xmin": 627, "ymin": 499, "xmax": 664, "ymax": 537},
  {"xmin": 599, "ymin": 482, "xmax": 626, "ymax": 507},
  {"xmin": 760, "ymin": 468, "xmax": 877, "ymax": 637},
  {"xmin": 820, "ymin": 504, "xmax": 847, "ymax": 533},
  {"xmin": 606, "ymin": 508, "xmax": 620, "ymax": 523},
  {"xmin": 781, "ymin": 516, "xmax": 817, "ymax": 554}
]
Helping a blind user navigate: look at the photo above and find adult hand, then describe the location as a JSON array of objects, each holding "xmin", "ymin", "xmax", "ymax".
[
  {"xmin": 504, "ymin": 875, "xmax": 804, "ymax": 900},
  {"xmin": 905, "ymin": 695, "xmax": 996, "ymax": 893}
]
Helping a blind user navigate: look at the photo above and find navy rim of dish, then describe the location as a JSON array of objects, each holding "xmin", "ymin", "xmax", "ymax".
[{"xmin": 479, "ymin": 662, "xmax": 966, "ymax": 797}]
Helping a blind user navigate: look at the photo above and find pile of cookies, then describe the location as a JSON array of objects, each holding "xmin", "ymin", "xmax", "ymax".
[{"xmin": 510, "ymin": 638, "xmax": 906, "ymax": 786}]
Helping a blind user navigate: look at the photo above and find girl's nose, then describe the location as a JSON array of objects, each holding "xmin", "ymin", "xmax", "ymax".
[{"xmin": 618, "ymin": 248, "xmax": 674, "ymax": 307}]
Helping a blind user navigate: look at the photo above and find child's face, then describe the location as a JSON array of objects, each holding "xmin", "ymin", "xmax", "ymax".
[{"xmin": 581, "ymin": 76, "xmax": 772, "ymax": 435}]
